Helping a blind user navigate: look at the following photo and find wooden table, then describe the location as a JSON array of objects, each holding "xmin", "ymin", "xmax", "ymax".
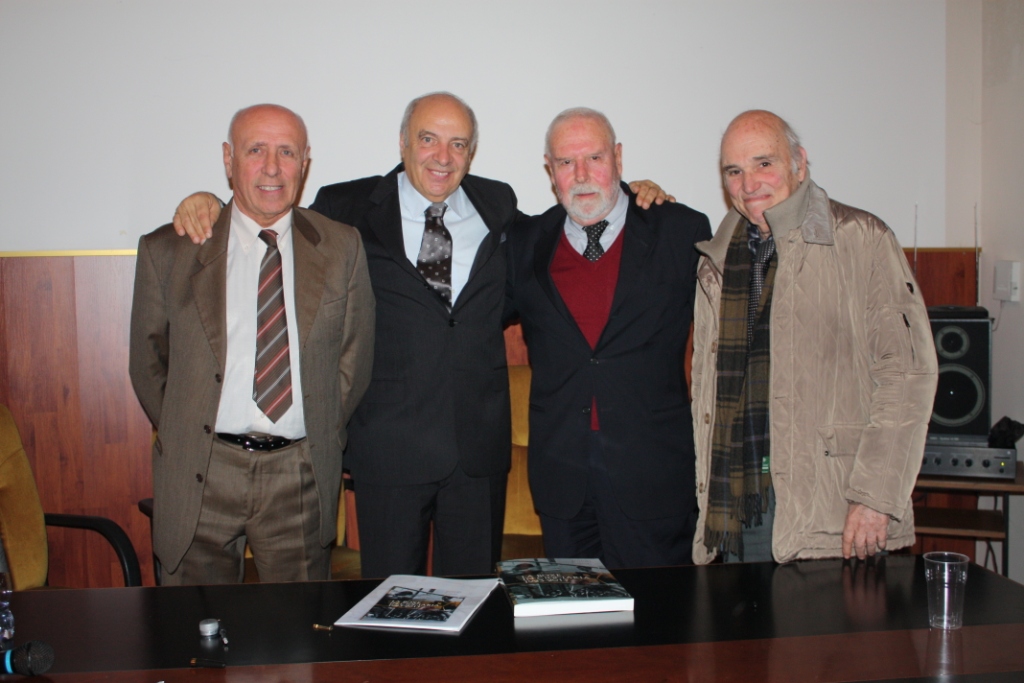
[
  {"xmin": 915, "ymin": 461, "xmax": 1024, "ymax": 575},
  {"xmin": 6, "ymin": 555, "xmax": 1024, "ymax": 682}
]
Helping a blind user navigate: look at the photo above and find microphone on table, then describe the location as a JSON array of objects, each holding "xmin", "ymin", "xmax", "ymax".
[{"xmin": 3, "ymin": 641, "xmax": 54, "ymax": 676}]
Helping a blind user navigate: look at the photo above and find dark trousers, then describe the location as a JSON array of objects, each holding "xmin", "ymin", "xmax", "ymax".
[
  {"xmin": 539, "ymin": 431, "xmax": 696, "ymax": 570},
  {"xmin": 356, "ymin": 464, "xmax": 507, "ymax": 579}
]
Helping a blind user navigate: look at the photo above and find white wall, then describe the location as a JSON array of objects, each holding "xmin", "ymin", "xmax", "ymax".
[
  {"xmin": 979, "ymin": 0, "xmax": 1024, "ymax": 583},
  {"xmin": 0, "ymin": 0, "xmax": 946, "ymax": 251}
]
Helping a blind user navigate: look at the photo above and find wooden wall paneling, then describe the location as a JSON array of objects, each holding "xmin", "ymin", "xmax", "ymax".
[
  {"xmin": 0, "ymin": 261, "xmax": 8, "ymax": 420},
  {"xmin": 1, "ymin": 257, "xmax": 88, "ymax": 585},
  {"xmin": 904, "ymin": 248, "xmax": 977, "ymax": 307},
  {"xmin": 0, "ymin": 256, "xmax": 155, "ymax": 587},
  {"xmin": 71, "ymin": 255, "xmax": 154, "ymax": 586}
]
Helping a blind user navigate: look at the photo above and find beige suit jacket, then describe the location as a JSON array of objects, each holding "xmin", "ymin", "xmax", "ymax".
[{"xmin": 129, "ymin": 203, "xmax": 374, "ymax": 572}]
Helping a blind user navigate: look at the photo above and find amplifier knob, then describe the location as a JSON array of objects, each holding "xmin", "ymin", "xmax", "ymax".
[
  {"xmin": 965, "ymin": 459, "xmax": 973, "ymax": 467},
  {"xmin": 952, "ymin": 458, "xmax": 960, "ymax": 467},
  {"xmin": 983, "ymin": 460, "xmax": 991, "ymax": 468}
]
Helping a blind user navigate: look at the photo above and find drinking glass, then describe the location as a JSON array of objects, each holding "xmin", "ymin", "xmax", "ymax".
[{"xmin": 0, "ymin": 572, "xmax": 13, "ymax": 644}]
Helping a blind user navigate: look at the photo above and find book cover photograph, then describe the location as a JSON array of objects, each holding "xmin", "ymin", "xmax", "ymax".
[
  {"xmin": 497, "ymin": 558, "xmax": 634, "ymax": 617},
  {"xmin": 335, "ymin": 575, "xmax": 500, "ymax": 634},
  {"xmin": 362, "ymin": 585, "xmax": 464, "ymax": 623}
]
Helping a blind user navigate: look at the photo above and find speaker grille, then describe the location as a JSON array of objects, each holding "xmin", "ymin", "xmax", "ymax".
[{"xmin": 929, "ymin": 318, "xmax": 991, "ymax": 438}]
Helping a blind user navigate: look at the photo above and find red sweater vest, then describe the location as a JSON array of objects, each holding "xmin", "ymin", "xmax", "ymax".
[{"xmin": 550, "ymin": 231, "xmax": 624, "ymax": 430}]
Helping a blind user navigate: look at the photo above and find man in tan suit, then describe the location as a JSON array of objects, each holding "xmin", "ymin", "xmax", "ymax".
[{"xmin": 130, "ymin": 104, "xmax": 374, "ymax": 584}]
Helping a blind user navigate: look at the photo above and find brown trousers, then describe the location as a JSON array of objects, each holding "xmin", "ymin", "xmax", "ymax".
[{"xmin": 162, "ymin": 438, "xmax": 329, "ymax": 585}]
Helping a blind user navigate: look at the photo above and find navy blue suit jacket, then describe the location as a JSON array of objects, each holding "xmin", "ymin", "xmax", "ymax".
[
  {"xmin": 311, "ymin": 165, "xmax": 520, "ymax": 486},
  {"xmin": 505, "ymin": 187, "xmax": 711, "ymax": 520}
]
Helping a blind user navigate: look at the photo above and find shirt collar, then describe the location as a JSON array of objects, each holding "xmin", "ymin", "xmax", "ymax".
[
  {"xmin": 398, "ymin": 171, "xmax": 470, "ymax": 221},
  {"xmin": 230, "ymin": 204, "xmax": 293, "ymax": 250}
]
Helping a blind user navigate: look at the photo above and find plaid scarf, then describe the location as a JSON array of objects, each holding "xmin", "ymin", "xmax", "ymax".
[{"xmin": 703, "ymin": 224, "xmax": 775, "ymax": 559}]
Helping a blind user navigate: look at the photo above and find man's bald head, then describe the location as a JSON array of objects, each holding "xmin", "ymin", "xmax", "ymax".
[{"xmin": 719, "ymin": 110, "xmax": 808, "ymax": 235}]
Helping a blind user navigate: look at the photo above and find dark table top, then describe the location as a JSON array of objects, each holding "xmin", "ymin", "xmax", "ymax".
[{"xmin": 7, "ymin": 554, "xmax": 1024, "ymax": 681}]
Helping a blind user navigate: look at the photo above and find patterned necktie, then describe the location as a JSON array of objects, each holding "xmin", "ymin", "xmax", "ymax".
[
  {"xmin": 747, "ymin": 235, "xmax": 776, "ymax": 347},
  {"xmin": 253, "ymin": 229, "xmax": 292, "ymax": 423},
  {"xmin": 417, "ymin": 202, "xmax": 453, "ymax": 307},
  {"xmin": 582, "ymin": 220, "xmax": 609, "ymax": 262}
]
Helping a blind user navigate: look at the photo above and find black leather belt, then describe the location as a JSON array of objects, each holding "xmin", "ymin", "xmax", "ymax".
[{"xmin": 216, "ymin": 432, "xmax": 303, "ymax": 452}]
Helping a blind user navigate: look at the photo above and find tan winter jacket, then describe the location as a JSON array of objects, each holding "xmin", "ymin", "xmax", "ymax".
[{"xmin": 691, "ymin": 177, "xmax": 938, "ymax": 564}]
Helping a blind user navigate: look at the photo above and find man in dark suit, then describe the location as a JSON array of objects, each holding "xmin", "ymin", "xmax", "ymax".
[
  {"xmin": 308, "ymin": 93, "xmax": 519, "ymax": 577},
  {"xmin": 505, "ymin": 108, "xmax": 712, "ymax": 569},
  {"xmin": 130, "ymin": 104, "xmax": 375, "ymax": 584}
]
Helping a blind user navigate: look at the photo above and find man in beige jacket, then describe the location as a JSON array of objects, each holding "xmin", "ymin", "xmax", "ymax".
[{"xmin": 690, "ymin": 110, "xmax": 937, "ymax": 564}]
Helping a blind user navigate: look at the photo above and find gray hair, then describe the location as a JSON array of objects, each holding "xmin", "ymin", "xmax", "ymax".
[
  {"xmin": 400, "ymin": 92, "xmax": 478, "ymax": 155},
  {"xmin": 544, "ymin": 107, "xmax": 616, "ymax": 157},
  {"xmin": 226, "ymin": 104, "xmax": 308, "ymax": 155}
]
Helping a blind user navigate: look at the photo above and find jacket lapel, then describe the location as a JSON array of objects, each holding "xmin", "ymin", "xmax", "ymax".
[
  {"xmin": 365, "ymin": 165, "xmax": 424, "ymax": 283},
  {"xmin": 291, "ymin": 210, "xmax": 326, "ymax": 350},
  {"xmin": 593, "ymin": 206, "xmax": 654, "ymax": 350},
  {"xmin": 532, "ymin": 209, "xmax": 581, "ymax": 335},
  {"xmin": 191, "ymin": 202, "xmax": 232, "ymax": 372},
  {"xmin": 458, "ymin": 177, "xmax": 507, "ymax": 308}
]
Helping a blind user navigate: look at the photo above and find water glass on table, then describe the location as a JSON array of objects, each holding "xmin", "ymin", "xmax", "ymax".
[
  {"xmin": 0, "ymin": 572, "xmax": 13, "ymax": 645},
  {"xmin": 923, "ymin": 552, "xmax": 969, "ymax": 630}
]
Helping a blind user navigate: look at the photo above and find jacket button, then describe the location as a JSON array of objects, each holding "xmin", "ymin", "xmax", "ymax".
[
  {"xmin": 204, "ymin": 425, "xmax": 212, "ymax": 434},
  {"xmin": 196, "ymin": 473, "xmax": 204, "ymax": 483},
  {"xmin": 215, "ymin": 374, "xmax": 223, "ymax": 383},
  {"xmin": 699, "ymin": 483, "xmax": 705, "ymax": 494},
  {"xmin": 704, "ymin": 413, "xmax": 710, "ymax": 424},
  {"xmin": 590, "ymin": 358, "xmax": 599, "ymax": 365},
  {"xmin": 449, "ymin": 318, "xmax": 457, "ymax": 327},
  {"xmin": 711, "ymin": 341, "xmax": 718, "ymax": 353},
  {"xmin": 582, "ymin": 406, "xmax": 591, "ymax": 415}
]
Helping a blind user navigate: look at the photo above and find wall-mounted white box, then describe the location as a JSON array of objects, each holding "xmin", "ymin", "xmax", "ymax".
[{"xmin": 994, "ymin": 260, "xmax": 1021, "ymax": 302}]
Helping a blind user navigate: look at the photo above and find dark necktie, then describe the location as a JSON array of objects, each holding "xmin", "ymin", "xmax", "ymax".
[
  {"xmin": 417, "ymin": 202, "xmax": 453, "ymax": 307},
  {"xmin": 253, "ymin": 229, "xmax": 292, "ymax": 423},
  {"xmin": 582, "ymin": 220, "xmax": 609, "ymax": 262},
  {"xmin": 747, "ymin": 235, "xmax": 776, "ymax": 346}
]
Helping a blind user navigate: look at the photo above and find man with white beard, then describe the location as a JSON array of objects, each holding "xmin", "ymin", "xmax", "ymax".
[{"xmin": 504, "ymin": 108, "xmax": 712, "ymax": 568}]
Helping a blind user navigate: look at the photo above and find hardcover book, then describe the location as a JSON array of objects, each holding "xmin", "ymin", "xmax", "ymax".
[
  {"xmin": 497, "ymin": 558, "xmax": 634, "ymax": 618},
  {"xmin": 335, "ymin": 575, "xmax": 501, "ymax": 634}
]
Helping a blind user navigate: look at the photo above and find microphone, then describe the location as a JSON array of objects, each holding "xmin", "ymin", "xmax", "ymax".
[{"xmin": 3, "ymin": 641, "xmax": 54, "ymax": 675}]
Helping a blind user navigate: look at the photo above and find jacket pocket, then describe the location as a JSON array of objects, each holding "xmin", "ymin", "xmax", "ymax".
[
  {"xmin": 885, "ymin": 305, "xmax": 935, "ymax": 375},
  {"xmin": 817, "ymin": 424, "xmax": 866, "ymax": 458}
]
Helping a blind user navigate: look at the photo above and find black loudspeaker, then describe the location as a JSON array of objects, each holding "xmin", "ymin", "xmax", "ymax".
[{"xmin": 928, "ymin": 307, "xmax": 991, "ymax": 439}]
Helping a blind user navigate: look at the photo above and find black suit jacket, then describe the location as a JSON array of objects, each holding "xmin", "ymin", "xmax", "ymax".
[
  {"xmin": 505, "ymin": 187, "xmax": 712, "ymax": 520},
  {"xmin": 310, "ymin": 165, "xmax": 520, "ymax": 486}
]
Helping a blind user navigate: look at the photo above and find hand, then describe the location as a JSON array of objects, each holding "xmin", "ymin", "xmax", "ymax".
[
  {"xmin": 842, "ymin": 503, "xmax": 890, "ymax": 560},
  {"xmin": 172, "ymin": 192, "xmax": 222, "ymax": 244},
  {"xmin": 628, "ymin": 180, "xmax": 675, "ymax": 209}
]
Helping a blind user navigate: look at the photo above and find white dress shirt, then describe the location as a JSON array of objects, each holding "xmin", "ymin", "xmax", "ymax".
[
  {"xmin": 562, "ymin": 187, "xmax": 628, "ymax": 254},
  {"xmin": 398, "ymin": 172, "xmax": 490, "ymax": 304},
  {"xmin": 214, "ymin": 205, "xmax": 306, "ymax": 438}
]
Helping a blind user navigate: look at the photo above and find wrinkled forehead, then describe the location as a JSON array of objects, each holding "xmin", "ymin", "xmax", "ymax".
[
  {"xmin": 721, "ymin": 122, "xmax": 789, "ymax": 167},
  {"xmin": 550, "ymin": 118, "xmax": 615, "ymax": 155},
  {"xmin": 232, "ymin": 109, "xmax": 307, "ymax": 150}
]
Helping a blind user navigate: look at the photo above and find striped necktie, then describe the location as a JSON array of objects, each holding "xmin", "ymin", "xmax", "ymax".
[{"xmin": 253, "ymin": 229, "xmax": 292, "ymax": 422}]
